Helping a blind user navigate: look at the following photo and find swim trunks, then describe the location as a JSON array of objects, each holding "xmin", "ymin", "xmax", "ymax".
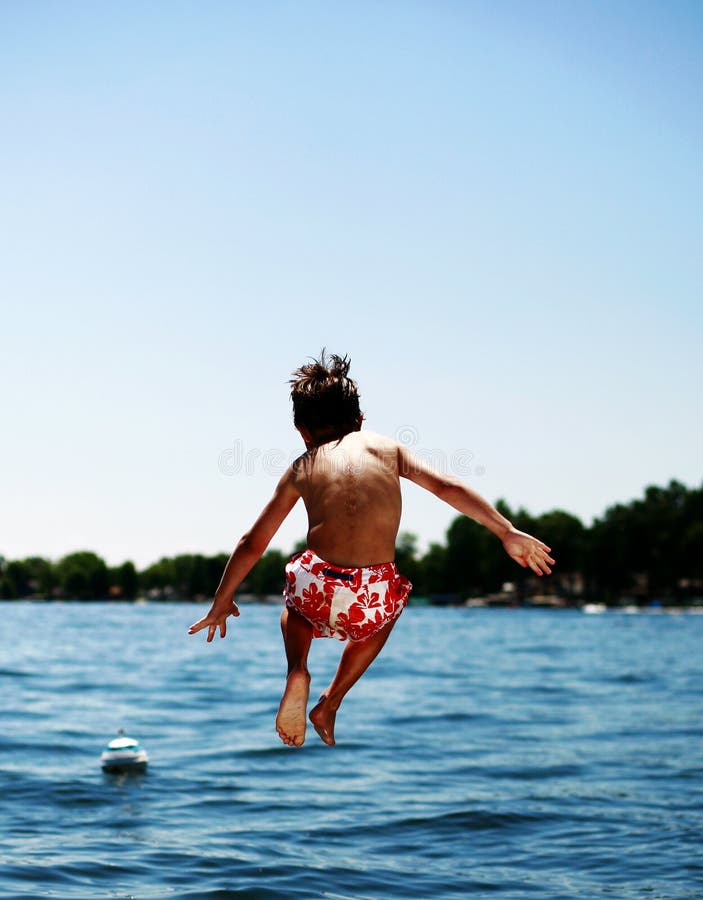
[{"xmin": 283, "ymin": 549, "xmax": 412, "ymax": 642}]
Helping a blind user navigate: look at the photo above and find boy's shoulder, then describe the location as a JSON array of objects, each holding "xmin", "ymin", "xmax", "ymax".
[
  {"xmin": 341, "ymin": 430, "xmax": 402, "ymax": 463},
  {"xmin": 353, "ymin": 429, "xmax": 398, "ymax": 451},
  {"xmin": 289, "ymin": 430, "xmax": 399, "ymax": 472}
]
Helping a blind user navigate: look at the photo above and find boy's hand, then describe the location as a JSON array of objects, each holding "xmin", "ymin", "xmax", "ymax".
[
  {"xmin": 502, "ymin": 528, "xmax": 555, "ymax": 576},
  {"xmin": 188, "ymin": 599, "xmax": 240, "ymax": 642}
]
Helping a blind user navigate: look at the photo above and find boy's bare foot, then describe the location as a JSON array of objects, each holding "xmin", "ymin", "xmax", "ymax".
[
  {"xmin": 276, "ymin": 669, "xmax": 311, "ymax": 747},
  {"xmin": 309, "ymin": 695, "xmax": 337, "ymax": 746}
]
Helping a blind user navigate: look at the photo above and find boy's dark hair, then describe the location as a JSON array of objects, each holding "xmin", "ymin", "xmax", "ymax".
[{"xmin": 290, "ymin": 350, "xmax": 362, "ymax": 440}]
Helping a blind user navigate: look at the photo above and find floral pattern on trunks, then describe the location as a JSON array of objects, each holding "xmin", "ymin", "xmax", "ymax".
[{"xmin": 283, "ymin": 549, "xmax": 412, "ymax": 642}]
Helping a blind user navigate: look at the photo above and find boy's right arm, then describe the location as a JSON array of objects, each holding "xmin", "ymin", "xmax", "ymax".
[
  {"xmin": 188, "ymin": 467, "xmax": 301, "ymax": 642},
  {"xmin": 398, "ymin": 445, "xmax": 555, "ymax": 576}
]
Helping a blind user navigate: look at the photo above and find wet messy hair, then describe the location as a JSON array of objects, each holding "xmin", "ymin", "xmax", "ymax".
[{"xmin": 290, "ymin": 350, "xmax": 362, "ymax": 439}]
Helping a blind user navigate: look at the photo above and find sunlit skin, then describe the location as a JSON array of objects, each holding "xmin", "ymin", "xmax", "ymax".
[{"xmin": 189, "ymin": 418, "xmax": 555, "ymax": 748}]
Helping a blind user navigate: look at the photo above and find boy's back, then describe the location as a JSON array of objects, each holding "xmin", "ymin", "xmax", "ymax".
[{"xmin": 291, "ymin": 430, "xmax": 401, "ymax": 567}]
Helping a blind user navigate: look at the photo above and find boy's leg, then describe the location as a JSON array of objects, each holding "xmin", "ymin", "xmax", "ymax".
[
  {"xmin": 276, "ymin": 606, "xmax": 314, "ymax": 747},
  {"xmin": 309, "ymin": 618, "xmax": 397, "ymax": 746}
]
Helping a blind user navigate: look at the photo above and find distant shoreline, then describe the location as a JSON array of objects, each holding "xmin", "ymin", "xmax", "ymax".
[
  {"xmin": 3, "ymin": 479, "xmax": 702, "ymax": 607},
  {"xmin": 3, "ymin": 596, "xmax": 702, "ymax": 614}
]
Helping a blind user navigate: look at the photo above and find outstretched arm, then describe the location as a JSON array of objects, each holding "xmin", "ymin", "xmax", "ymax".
[
  {"xmin": 398, "ymin": 445, "xmax": 555, "ymax": 576},
  {"xmin": 188, "ymin": 467, "xmax": 301, "ymax": 641}
]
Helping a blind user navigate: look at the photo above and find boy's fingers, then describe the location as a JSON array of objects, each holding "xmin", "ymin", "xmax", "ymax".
[
  {"xmin": 538, "ymin": 550, "xmax": 556, "ymax": 567},
  {"xmin": 188, "ymin": 604, "xmax": 239, "ymax": 637},
  {"xmin": 190, "ymin": 616, "xmax": 217, "ymax": 634}
]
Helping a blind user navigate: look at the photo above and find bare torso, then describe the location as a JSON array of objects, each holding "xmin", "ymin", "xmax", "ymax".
[{"xmin": 290, "ymin": 430, "xmax": 402, "ymax": 567}]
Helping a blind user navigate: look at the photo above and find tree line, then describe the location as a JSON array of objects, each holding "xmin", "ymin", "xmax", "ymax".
[{"xmin": 1, "ymin": 480, "xmax": 701, "ymax": 605}]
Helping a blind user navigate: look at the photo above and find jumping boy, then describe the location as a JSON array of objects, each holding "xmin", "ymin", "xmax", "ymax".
[{"xmin": 189, "ymin": 352, "xmax": 555, "ymax": 747}]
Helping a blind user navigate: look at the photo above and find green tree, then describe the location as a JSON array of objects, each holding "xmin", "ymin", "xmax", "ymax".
[
  {"xmin": 532, "ymin": 510, "xmax": 586, "ymax": 598},
  {"xmin": 635, "ymin": 480, "xmax": 694, "ymax": 601},
  {"xmin": 442, "ymin": 500, "xmax": 535, "ymax": 597},
  {"xmin": 140, "ymin": 557, "xmax": 176, "ymax": 592},
  {"xmin": 138, "ymin": 553, "xmax": 230, "ymax": 599},
  {"xmin": 681, "ymin": 521, "xmax": 703, "ymax": 586},
  {"xmin": 56, "ymin": 551, "xmax": 109, "ymax": 600},
  {"xmin": 0, "ymin": 559, "xmax": 31, "ymax": 598},
  {"xmin": 444, "ymin": 516, "xmax": 484, "ymax": 595},
  {"xmin": 22, "ymin": 556, "xmax": 57, "ymax": 597},
  {"xmin": 109, "ymin": 561, "xmax": 138, "ymax": 599},
  {"xmin": 416, "ymin": 542, "xmax": 450, "ymax": 594},
  {"xmin": 587, "ymin": 502, "xmax": 637, "ymax": 601},
  {"xmin": 586, "ymin": 480, "xmax": 698, "ymax": 603},
  {"xmin": 395, "ymin": 531, "xmax": 422, "ymax": 587},
  {"xmin": 246, "ymin": 550, "xmax": 287, "ymax": 594},
  {"xmin": 204, "ymin": 553, "xmax": 230, "ymax": 597}
]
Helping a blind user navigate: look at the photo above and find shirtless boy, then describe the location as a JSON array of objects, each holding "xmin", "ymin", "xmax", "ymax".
[{"xmin": 189, "ymin": 352, "xmax": 555, "ymax": 748}]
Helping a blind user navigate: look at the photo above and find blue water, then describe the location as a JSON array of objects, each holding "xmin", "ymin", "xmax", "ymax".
[{"xmin": 1, "ymin": 603, "xmax": 702, "ymax": 899}]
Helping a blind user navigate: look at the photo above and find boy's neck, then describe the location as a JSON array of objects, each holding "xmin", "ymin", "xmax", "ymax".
[
  {"xmin": 299, "ymin": 421, "xmax": 362, "ymax": 450},
  {"xmin": 307, "ymin": 428, "xmax": 351, "ymax": 449}
]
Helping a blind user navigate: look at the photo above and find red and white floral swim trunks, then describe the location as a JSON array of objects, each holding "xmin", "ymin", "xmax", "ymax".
[{"xmin": 283, "ymin": 549, "xmax": 412, "ymax": 642}]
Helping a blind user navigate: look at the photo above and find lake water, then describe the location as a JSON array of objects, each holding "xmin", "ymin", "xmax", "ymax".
[{"xmin": 1, "ymin": 602, "xmax": 702, "ymax": 899}]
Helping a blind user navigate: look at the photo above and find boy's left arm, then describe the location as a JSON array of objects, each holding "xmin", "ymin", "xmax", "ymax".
[
  {"xmin": 398, "ymin": 445, "xmax": 555, "ymax": 576},
  {"xmin": 188, "ymin": 467, "xmax": 301, "ymax": 642}
]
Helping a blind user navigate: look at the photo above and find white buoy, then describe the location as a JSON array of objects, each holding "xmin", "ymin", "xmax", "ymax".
[{"xmin": 100, "ymin": 729, "xmax": 149, "ymax": 772}]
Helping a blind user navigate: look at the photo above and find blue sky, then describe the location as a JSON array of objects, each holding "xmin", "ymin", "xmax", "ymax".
[{"xmin": 1, "ymin": 1, "xmax": 701, "ymax": 568}]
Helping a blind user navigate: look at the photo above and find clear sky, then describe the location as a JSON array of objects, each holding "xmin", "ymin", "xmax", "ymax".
[{"xmin": 1, "ymin": 1, "xmax": 701, "ymax": 568}]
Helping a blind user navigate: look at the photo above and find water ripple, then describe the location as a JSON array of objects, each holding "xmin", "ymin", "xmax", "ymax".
[{"xmin": 1, "ymin": 604, "xmax": 702, "ymax": 899}]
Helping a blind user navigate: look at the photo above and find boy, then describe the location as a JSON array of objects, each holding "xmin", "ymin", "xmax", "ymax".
[{"xmin": 189, "ymin": 352, "xmax": 554, "ymax": 748}]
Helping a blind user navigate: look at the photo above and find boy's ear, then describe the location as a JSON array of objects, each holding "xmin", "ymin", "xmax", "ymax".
[{"xmin": 354, "ymin": 414, "xmax": 364, "ymax": 431}]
